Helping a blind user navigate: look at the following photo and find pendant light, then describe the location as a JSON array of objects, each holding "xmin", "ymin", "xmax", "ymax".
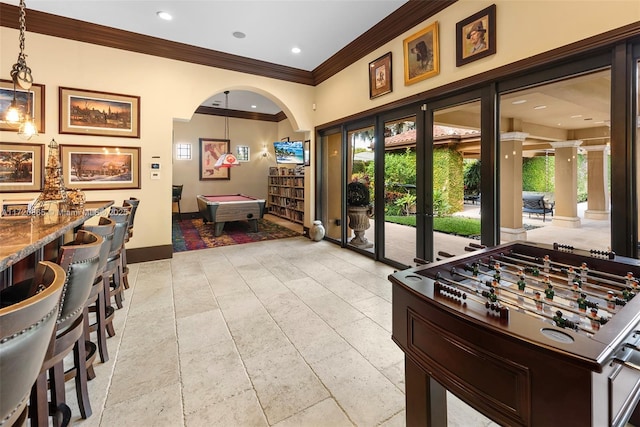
[
  {"xmin": 214, "ymin": 91, "xmax": 240, "ymax": 169},
  {"xmin": 4, "ymin": 0, "xmax": 38, "ymax": 140}
]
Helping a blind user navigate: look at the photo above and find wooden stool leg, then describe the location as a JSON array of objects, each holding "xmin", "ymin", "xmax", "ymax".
[
  {"xmin": 73, "ymin": 338, "xmax": 92, "ymax": 419},
  {"xmin": 95, "ymin": 288, "xmax": 109, "ymax": 362},
  {"xmin": 49, "ymin": 362, "xmax": 66, "ymax": 426},
  {"xmin": 30, "ymin": 371, "xmax": 50, "ymax": 427}
]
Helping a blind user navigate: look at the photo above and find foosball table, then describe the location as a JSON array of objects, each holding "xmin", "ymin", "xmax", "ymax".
[{"xmin": 389, "ymin": 241, "xmax": 640, "ymax": 427}]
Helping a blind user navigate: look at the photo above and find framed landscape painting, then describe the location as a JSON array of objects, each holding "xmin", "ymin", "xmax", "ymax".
[
  {"xmin": 59, "ymin": 87, "xmax": 140, "ymax": 138},
  {"xmin": 403, "ymin": 21, "xmax": 439, "ymax": 85},
  {"xmin": 456, "ymin": 4, "xmax": 496, "ymax": 67},
  {"xmin": 60, "ymin": 144, "xmax": 141, "ymax": 190},
  {"xmin": 0, "ymin": 142, "xmax": 43, "ymax": 192},
  {"xmin": 199, "ymin": 138, "xmax": 230, "ymax": 180},
  {"xmin": 0, "ymin": 80, "xmax": 45, "ymax": 133}
]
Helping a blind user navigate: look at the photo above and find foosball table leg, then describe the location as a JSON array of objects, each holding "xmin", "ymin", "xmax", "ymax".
[{"xmin": 405, "ymin": 356, "xmax": 447, "ymax": 427}]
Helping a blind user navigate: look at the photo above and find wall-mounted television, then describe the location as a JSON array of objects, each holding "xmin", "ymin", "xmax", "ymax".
[{"xmin": 273, "ymin": 141, "xmax": 304, "ymax": 164}]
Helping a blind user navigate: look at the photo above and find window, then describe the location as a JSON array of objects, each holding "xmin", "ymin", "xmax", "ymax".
[{"xmin": 175, "ymin": 143, "xmax": 191, "ymax": 160}]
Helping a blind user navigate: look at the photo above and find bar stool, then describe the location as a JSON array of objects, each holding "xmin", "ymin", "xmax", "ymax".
[
  {"xmin": 106, "ymin": 206, "xmax": 131, "ymax": 310},
  {"xmin": 0, "ymin": 261, "xmax": 66, "ymax": 427},
  {"xmin": 81, "ymin": 217, "xmax": 116, "ymax": 364},
  {"xmin": 121, "ymin": 198, "xmax": 139, "ymax": 290},
  {"xmin": 30, "ymin": 230, "xmax": 102, "ymax": 426}
]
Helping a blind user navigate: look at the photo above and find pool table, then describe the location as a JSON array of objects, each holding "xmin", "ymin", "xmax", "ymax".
[{"xmin": 196, "ymin": 194, "xmax": 266, "ymax": 236}]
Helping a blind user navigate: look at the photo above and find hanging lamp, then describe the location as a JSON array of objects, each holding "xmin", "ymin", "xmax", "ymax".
[
  {"xmin": 214, "ymin": 91, "xmax": 240, "ymax": 169},
  {"xmin": 4, "ymin": 0, "xmax": 38, "ymax": 140}
]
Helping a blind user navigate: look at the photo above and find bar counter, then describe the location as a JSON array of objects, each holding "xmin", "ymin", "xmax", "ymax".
[{"xmin": 0, "ymin": 200, "xmax": 114, "ymax": 273}]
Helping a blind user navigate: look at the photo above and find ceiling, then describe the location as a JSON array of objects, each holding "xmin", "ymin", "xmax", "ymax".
[{"xmin": 3, "ymin": 0, "xmax": 406, "ymax": 114}]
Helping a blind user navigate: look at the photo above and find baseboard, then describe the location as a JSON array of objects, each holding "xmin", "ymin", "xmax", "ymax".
[{"xmin": 127, "ymin": 244, "xmax": 173, "ymax": 263}]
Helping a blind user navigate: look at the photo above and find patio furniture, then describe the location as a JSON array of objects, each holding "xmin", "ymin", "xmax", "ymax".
[{"xmin": 522, "ymin": 194, "xmax": 554, "ymax": 222}]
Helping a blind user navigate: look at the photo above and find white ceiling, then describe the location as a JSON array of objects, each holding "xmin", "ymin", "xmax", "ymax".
[
  {"xmin": 6, "ymin": 0, "xmax": 405, "ymax": 71},
  {"xmin": 4, "ymin": 0, "xmax": 406, "ymax": 113}
]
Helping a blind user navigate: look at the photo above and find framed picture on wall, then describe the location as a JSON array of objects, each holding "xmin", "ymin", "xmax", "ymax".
[
  {"xmin": 456, "ymin": 4, "xmax": 496, "ymax": 67},
  {"xmin": 199, "ymin": 138, "xmax": 230, "ymax": 180},
  {"xmin": 0, "ymin": 80, "xmax": 45, "ymax": 133},
  {"xmin": 369, "ymin": 52, "xmax": 392, "ymax": 99},
  {"xmin": 59, "ymin": 144, "xmax": 141, "ymax": 190},
  {"xmin": 0, "ymin": 142, "xmax": 44, "ymax": 192},
  {"xmin": 59, "ymin": 87, "xmax": 140, "ymax": 138},
  {"xmin": 403, "ymin": 21, "xmax": 439, "ymax": 85},
  {"xmin": 236, "ymin": 145, "xmax": 250, "ymax": 162}
]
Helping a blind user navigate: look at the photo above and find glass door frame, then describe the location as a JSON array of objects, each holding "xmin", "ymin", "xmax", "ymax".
[
  {"xmin": 375, "ymin": 105, "xmax": 422, "ymax": 269},
  {"xmin": 421, "ymin": 88, "xmax": 497, "ymax": 263}
]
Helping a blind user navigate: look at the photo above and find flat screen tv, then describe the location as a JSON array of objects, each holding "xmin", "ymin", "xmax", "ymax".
[{"xmin": 273, "ymin": 141, "xmax": 304, "ymax": 164}]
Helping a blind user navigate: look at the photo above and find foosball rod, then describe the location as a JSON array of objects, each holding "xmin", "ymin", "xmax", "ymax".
[
  {"xmin": 451, "ymin": 267, "xmax": 608, "ymax": 323},
  {"xmin": 506, "ymin": 250, "xmax": 635, "ymax": 284},
  {"xmin": 496, "ymin": 253, "xmax": 628, "ymax": 291},
  {"xmin": 480, "ymin": 258, "xmax": 615, "ymax": 303},
  {"xmin": 439, "ymin": 273, "xmax": 593, "ymax": 333}
]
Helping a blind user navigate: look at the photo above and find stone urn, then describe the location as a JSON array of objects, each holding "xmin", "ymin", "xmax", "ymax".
[
  {"xmin": 310, "ymin": 220, "xmax": 325, "ymax": 242},
  {"xmin": 347, "ymin": 181, "xmax": 373, "ymax": 248}
]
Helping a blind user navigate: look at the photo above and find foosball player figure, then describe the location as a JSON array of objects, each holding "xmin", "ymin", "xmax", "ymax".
[
  {"xmin": 553, "ymin": 310, "xmax": 578, "ymax": 330},
  {"xmin": 531, "ymin": 265, "xmax": 540, "ymax": 277},
  {"xmin": 580, "ymin": 262, "xmax": 589, "ymax": 283},
  {"xmin": 588, "ymin": 308, "xmax": 601, "ymax": 331},
  {"xmin": 626, "ymin": 272, "xmax": 638, "ymax": 289},
  {"xmin": 543, "ymin": 255, "xmax": 551, "ymax": 273},
  {"xmin": 472, "ymin": 262, "xmax": 479, "ymax": 277},
  {"xmin": 517, "ymin": 275, "xmax": 527, "ymax": 291},
  {"xmin": 577, "ymin": 292, "xmax": 588, "ymax": 312},
  {"xmin": 606, "ymin": 291, "xmax": 616, "ymax": 310},
  {"xmin": 566, "ymin": 266, "xmax": 576, "ymax": 283},
  {"xmin": 622, "ymin": 288, "xmax": 636, "ymax": 302},
  {"xmin": 534, "ymin": 291, "xmax": 543, "ymax": 310},
  {"xmin": 544, "ymin": 282, "xmax": 555, "ymax": 300},
  {"xmin": 571, "ymin": 277, "xmax": 582, "ymax": 292},
  {"xmin": 493, "ymin": 263, "xmax": 501, "ymax": 283},
  {"xmin": 491, "ymin": 279, "xmax": 500, "ymax": 295}
]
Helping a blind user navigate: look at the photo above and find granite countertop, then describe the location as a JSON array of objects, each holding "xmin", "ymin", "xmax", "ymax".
[{"xmin": 0, "ymin": 200, "xmax": 113, "ymax": 271}]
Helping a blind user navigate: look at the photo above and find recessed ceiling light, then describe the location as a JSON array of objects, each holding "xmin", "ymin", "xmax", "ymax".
[
  {"xmin": 512, "ymin": 100, "xmax": 527, "ymax": 105},
  {"xmin": 232, "ymin": 31, "xmax": 246, "ymax": 39},
  {"xmin": 157, "ymin": 11, "xmax": 172, "ymax": 21},
  {"xmin": 291, "ymin": 47, "xmax": 301, "ymax": 54},
  {"xmin": 570, "ymin": 114, "xmax": 583, "ymax": 118},
  {"xmin": 533, "ymin": 105, "xmax": 547, "ymax": 110},
  {"xmin": 251, "ymin": 105, "xmax": 257, "ymax": 109}
]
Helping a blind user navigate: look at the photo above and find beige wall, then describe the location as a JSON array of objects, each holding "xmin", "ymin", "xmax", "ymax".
[
  {"xmin": 1, "ymin": 0, "xmax": 638, "ymax": 253},
  {"xmin": 0, "ymin": 30, "xmax": 315, "ymax": 250},
  {"xmin": 313, "ymin": 0, "xmax": 640, "ymax": 126}
]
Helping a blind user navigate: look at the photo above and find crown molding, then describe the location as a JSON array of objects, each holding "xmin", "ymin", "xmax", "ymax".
[{"xmin": 0, "ymin": 1, "xmax": 456, "ymax": 87}]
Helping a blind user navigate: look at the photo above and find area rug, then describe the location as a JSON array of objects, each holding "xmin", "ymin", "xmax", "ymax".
[{"xmin": 172, "ymin": 218, "xmax": 301, "ymax": 252}]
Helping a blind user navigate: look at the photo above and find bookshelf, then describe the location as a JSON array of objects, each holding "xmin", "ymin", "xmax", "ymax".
[{"xmin": 268, "ymin": 167, "xmax": 304, "ymax": 224}]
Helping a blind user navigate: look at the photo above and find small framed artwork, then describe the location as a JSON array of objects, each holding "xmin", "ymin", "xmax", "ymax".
[
  {"xmin": 0, "ymin": 142, "xmax": 44, "ymax": 192},
  {"xmin": 236, "ymin": 145, "xmax": 250, "ymax": 162},
  {"xmin": 59, "ymin": 87, "xmax": 140, "ymax": 138},
  {"xmin": 0, "ymin": 80, "xmax": 45, "ymax": 133},
  {"xmin": 303, "ymin": 140, "xmax": 311, "ymax": 166},
  {"xmin": 199, "ymin": 138, "xmax": 230, "ymax": 180},
  {"xmin": 456, "ymin": 4, "xmax": 496, "ymax": 67},
  {"xmin": 59, "ymin": 144, "xmax": 141, "ymax": 190},
  {"xmin": 369, "ymin": 52, "xmax": 392, "ymax": 99},
  {"xmin": 403, "ymin": 21, "xmax": 439, "ymax": 86}
]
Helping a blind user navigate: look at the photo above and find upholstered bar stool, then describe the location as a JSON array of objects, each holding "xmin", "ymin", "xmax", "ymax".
[
  {"xmin": 81, "ymin": 217, "xmax": 116, "ymax": 365},
  {"xmin": 0, "ymin": 261, "xmax": 66, "ymax": 427},
  {"xmin": 30, "ymin": 230, "xmax": 101, "ymax": 426},
  {"xmin": 121, "ymin": 198, "xmax": 139, "ymax": 290},
  {"xmin": 105, "ymin": 206, "xmax": 131, "ymax": 310}
]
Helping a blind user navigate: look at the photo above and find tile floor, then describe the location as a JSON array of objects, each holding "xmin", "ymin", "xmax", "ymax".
[{"xmin": 66, "ymin": 233, "xmax": 499, "ymax": 426}]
